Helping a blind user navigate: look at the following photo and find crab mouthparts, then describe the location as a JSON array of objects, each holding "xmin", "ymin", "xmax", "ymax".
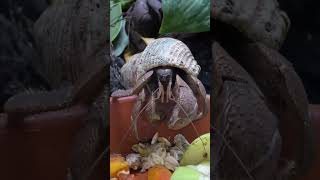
[{"xmin": 157, "ymin": 80, "xmax": 172, "ymax": 103}]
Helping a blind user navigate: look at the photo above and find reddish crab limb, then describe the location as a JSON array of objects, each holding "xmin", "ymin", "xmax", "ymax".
[
  {"xmin": 131, "ymin": 90, "xmax": 147, "ymax": 140},
  {"xmin": 132, "ymin": 102, "xmax": 142, "ymax": 140},
  {"xmin": 166, "ymin": 79, "xmax": 172, "ymax": 103},
  {"xmin": 148, "ymin": 90, "xmax": 160, "ymax": 122},
  {"xmin": 158, "ymin": 80, "xmax": 165, "ymax": 103},
  {"xmin": 111, "ymin": 71, "xmax": 154, "ymax": 98}
]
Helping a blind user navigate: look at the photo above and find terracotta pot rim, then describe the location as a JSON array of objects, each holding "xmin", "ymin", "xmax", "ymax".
[{"xmin": 110, "ymin": 94, "xmax": 210, "ymax": 103}]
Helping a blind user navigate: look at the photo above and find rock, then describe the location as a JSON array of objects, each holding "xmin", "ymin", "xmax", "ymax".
[
  {"xmin": 110, "ymin": 55, "xmax": 125, "ymax": 94},
  {"xmin": 126, "ymin": 0, "xmax": 162, "ymax": 37}
]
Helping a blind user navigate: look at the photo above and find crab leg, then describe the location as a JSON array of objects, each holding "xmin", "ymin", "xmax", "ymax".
[
  {"xmin": 179, "ymin": 74, "xmax": 208, "ymax": 120},
  {"xmin": 158, "ymin": 81, "xmax": 165, "ymax": 103},
  {"xmin": 167, "ymin": 104, "xmax": 182, "ymax": 130},
  {"xmin": 150, "ymin": 92, "xmax": 157, "ymax": 119},
  {"xmin": 111, "ymin": 70, "xmax": 154, "ymax": 98},
  {"xmin": 166, "ymin": 79, "xmax": 172, "ymax": 103},
  {"xmin": 131, "ymin": 99, "xmax": 143, "ymax": 140}
]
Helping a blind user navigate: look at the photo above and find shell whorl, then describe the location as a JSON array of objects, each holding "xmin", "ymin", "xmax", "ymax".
[{"xmin": 121, "ymin": 38, "xmax": 201, "ymax": 88}]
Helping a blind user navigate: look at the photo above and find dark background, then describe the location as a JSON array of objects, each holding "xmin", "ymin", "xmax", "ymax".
[{"xmin": 279, "ymin": 0, "xmax": 320, "ymax": 103}]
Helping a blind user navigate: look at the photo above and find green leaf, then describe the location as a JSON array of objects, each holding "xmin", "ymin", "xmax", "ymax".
[
  {"xmin": 159, "ymin": 0, "xmax": 210, "ymax": 34},
  {"xmin": 112, "ymin": 21, "xmax": 129, "ymax": 56},
  {"xmin": 110, "ymin": 2, "xmax": 123, "ymax": 42}
]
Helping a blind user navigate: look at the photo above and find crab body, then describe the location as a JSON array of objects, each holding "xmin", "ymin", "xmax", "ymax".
[{"xmin": 112, "ymin": 38, "xmax": 208, "ymax": 137}]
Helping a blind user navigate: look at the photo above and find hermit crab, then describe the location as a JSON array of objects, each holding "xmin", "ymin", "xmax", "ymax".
[
  {"xmin": 111, "ymin": 38, "xmax": 208, "ymax": 139},
  {"xmin": 211, "ymin": 0, "xmax": 313, "ymax": 179}
]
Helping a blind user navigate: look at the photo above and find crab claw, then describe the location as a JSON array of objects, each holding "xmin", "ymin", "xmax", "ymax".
[
  {"xmin": 111, "ymin": 70, "xmax": 154, "ymax": 98},
  {"xmin": 179, "ymin": 73, "xmax": 208, "ymax": 120}
]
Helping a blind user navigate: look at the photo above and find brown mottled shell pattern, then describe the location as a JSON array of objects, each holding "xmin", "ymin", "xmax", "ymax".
[{"xmin": 120, "ymin": 38, "xmax": 201, "ymax": 89}]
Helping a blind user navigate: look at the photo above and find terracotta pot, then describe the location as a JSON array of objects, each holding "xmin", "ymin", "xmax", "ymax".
[
  {"xmin": 110, "ymin": 96, "xmax": 320, "ymax": 180},
  {"xmin": 299, "ymin": 104, "xmax": 320, "ymax": 180},
  {"xmin": 0, "ymin": 104, "xmax": 88, "ymax": 180},
  {"xmin": 110, "ymin": 95, "xmax": 211, "ymax": 154},
  {"xmin": 110, "ymin": 95, "xmax": 210, "ymax": 180}
]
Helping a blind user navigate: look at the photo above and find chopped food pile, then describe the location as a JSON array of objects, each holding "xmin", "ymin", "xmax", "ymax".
[{"xmin": 110, "ymin": 132, "xmax": 210, "ymax": 180}]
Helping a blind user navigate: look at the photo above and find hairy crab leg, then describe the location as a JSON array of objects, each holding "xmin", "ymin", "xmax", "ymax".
[
  {"xmin": 166, "ymin": 79, "xmax": 172, "ymax": 103},
  {"xmin": 111, "ymin": 70, "xmax": 154, "ymax": 98},
  {"xmin": 130, "ymin": 88, "xmax": 160, "ymax": 141},
  {"xmin": 131, "ymin": 95, "xmax": 144, "ymax": 140},
  {"xmin": 149, "ymin": 92, "xmax": 158, "ymax": 122},
  {"xmin": 158, "ymin": 81, "xmax": 164, "ymax": 103},
  {"xmin": 148, "ymin": 82, "xmax": 163, "ymax": 122}
]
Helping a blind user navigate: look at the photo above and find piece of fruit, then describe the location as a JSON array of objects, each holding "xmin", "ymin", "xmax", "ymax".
[
  {"xmin": 171, "ymin": 161, "xmax": 210, "ymax": 180},
  {"xmin": 110, "ymin": 154, "xmax": 130, "ymax": 178},
  {"xmin": 180, "ymin": 133, "xmax": 210, "ymax": 165},
  {"xmin": 117, "ymin": 170, "xmax": 135, "ymax": 180},
  {"xmin": 171, "ymin": 165, "xmax": 209, "ymax": 180},
  {"xmin": 186, "ymin": 161, "xmax": 210, "ymax": 177},
  {"xmin": 147, "ymin": 165, "xmax": 172, "ymax": 180}
]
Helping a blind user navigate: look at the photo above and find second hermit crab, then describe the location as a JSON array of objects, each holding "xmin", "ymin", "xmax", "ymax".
[{"xmin": 112, "ymin": 38, "xmax": 208, "ymax": 139}]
